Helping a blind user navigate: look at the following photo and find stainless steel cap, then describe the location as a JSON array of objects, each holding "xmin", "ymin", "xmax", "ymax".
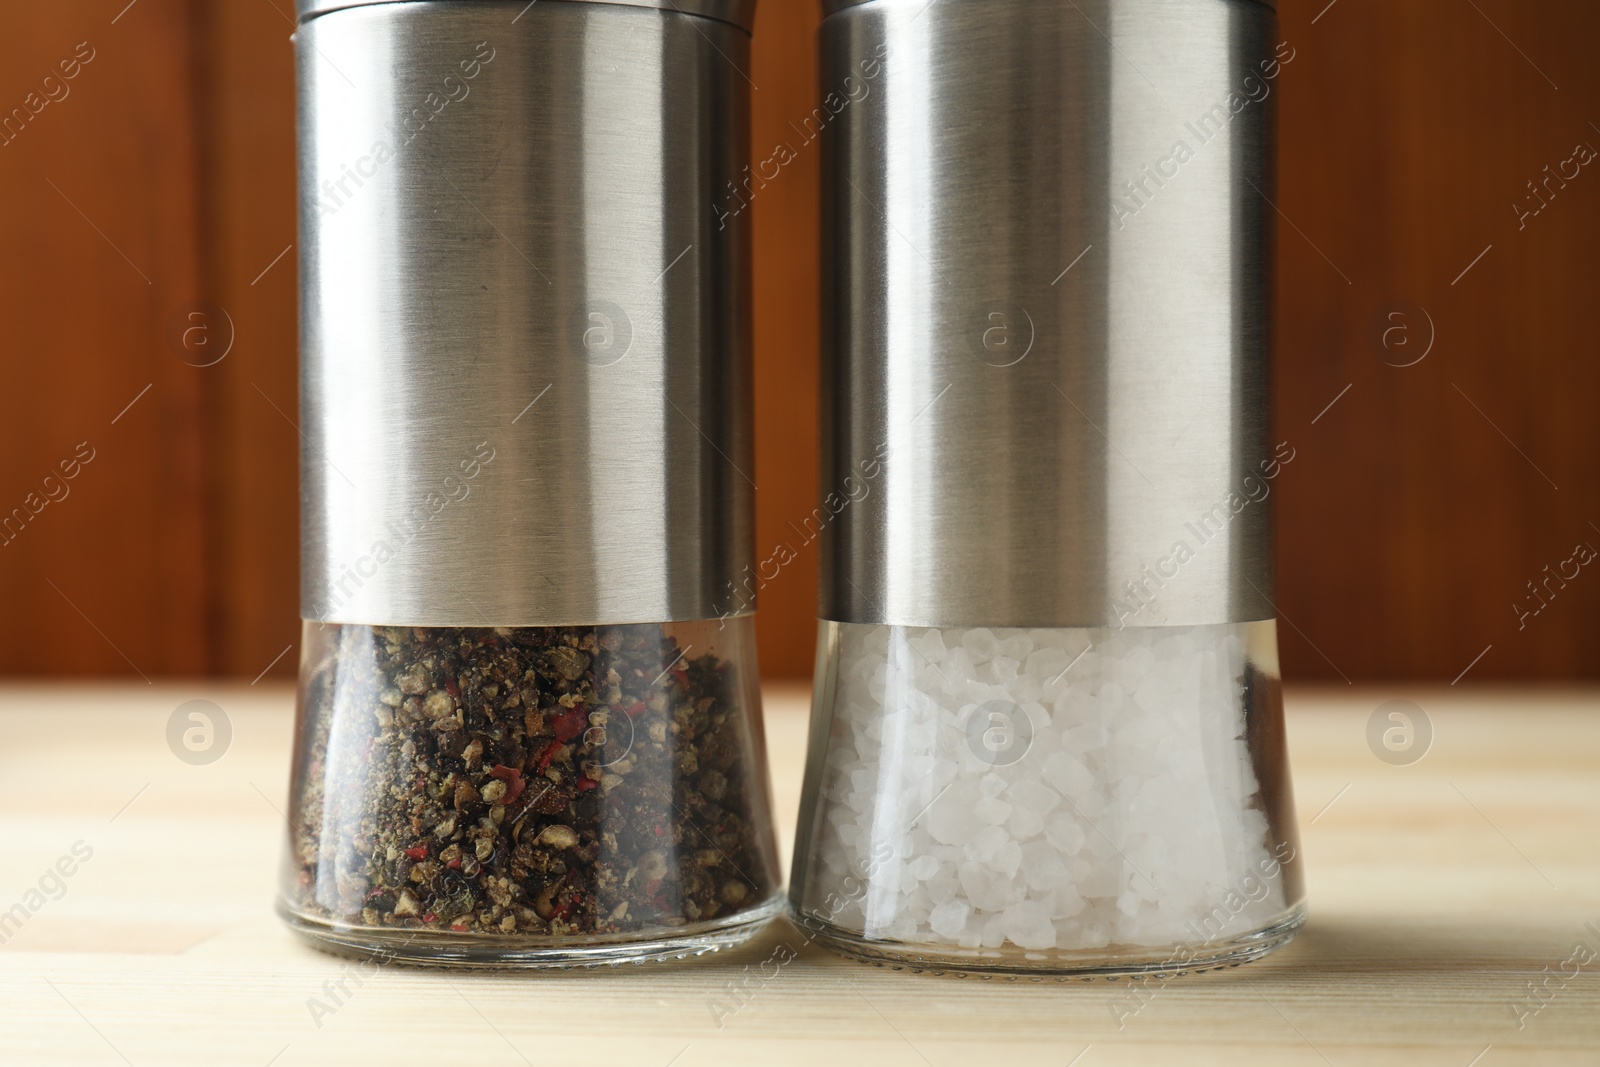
[
  {"xmin": 821, "ymin": 0, "xmax": 1274, "ymax": 15},
  {"xmin": 297, "ymin": 0, "xmax": 757, "ymax": 33},
  {"xmin": 820, "ymin": 0, "xmax": 1283, "ymax": 630},
  {"xmin": 298, "ymin": 0, "xmax": 754, "ymax": 627}
]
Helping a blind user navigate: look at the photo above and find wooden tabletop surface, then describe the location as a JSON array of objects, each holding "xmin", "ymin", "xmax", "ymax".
[{"xmin": 1, "ymin": 683, "xmax": 1597, "ymax": 1066}]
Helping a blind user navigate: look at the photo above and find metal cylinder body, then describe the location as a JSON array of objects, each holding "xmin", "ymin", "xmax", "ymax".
[
  {"xmin": 298, "ymin": 0, "xmax": 754, "ymax": 628},
  {"xmin": 820, "ymin": 0, "xmax": 1281, "ymax": 631}
]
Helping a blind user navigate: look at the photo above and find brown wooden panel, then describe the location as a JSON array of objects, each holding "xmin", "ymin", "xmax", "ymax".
[
  {"xmin": 190, "ymin": 0, "xmax": 301, "ymax": 681},
  {"xmin": 1274, "ymin": 0, "xmax": 1600, "ymax": 680},
  {"xmin": 3, "ymin": 0, "xmax": 1597, "ymax": 683},
  {"xmin": 750, "ymin": 1, "xmax": 825, "ymax": 679},
  {"xmin": 0, "ymin": 0, "xmax": 210, "ymax": 677}
]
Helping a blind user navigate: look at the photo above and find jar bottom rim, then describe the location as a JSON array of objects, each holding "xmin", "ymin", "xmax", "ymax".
[
  {"xmin": 278, "ymin": 894, "xmax": 785, "ymax": 970},
  {"xmin": 789, "ymin": 903, "xmax": 1307, "ymax": 980}
]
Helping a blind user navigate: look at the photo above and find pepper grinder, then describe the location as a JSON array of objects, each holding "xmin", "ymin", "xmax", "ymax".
[{"xmin": 281, "ymin": 0, "xmax": 781, "ymax": 968}]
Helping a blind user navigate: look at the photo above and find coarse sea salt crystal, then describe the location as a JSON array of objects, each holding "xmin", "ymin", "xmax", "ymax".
[
  {"xmin": 1002, "ymin": 900, "xmax": 1057, "ymax": 950},
  {"xmin": 801, "ymin": 622, "xmax": 1291, "ymax": 958},
  {"xmin": 962, "ymin": 628, "xmax": 999, "ymax": 663},
  {"xmin": 929, "ymin": 899, "xmax": 969, "ymax": 937}
]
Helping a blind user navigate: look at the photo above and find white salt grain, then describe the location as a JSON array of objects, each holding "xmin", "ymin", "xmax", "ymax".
[
  {"xmin": 929, "ymin": 900, "xmax": 969, "ymax": 938},
  {"xmin": 972, "ymin": 796, "xmax": 1013, "ymax": 825},
  {"xmin": 1002, "ymin": 900, "xmax": 1057, "ymax": 950},
  {"xmin": 961, "ymin": 628, "xmax": 999, "ymax": 663}
]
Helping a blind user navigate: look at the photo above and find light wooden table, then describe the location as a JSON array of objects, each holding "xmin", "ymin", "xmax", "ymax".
[{"xmin": 1, "ymin": 684, "xmax": 1597, "ymax": 1065}]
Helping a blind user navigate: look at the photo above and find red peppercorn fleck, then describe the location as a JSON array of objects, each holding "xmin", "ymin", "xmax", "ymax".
[
  {"xmin": 551, "ymin": 708, "xmax": 588, "ymax": 743},
  {"xmin": 534, "ymin": 740, "xmax": 562, "ymax": 774},
  {"xmin": 490, "ymin": 764, "xmax": 527, "ymax": 804}
]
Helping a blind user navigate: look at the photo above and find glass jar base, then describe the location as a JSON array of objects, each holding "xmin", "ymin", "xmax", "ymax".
[
  {"xmin": 278, "ymin": 895, "xmax": 785, "ymax": 970},
  {"xmin": 793, "ymin": 904, "xmax": 1306, "ymax": 980}
]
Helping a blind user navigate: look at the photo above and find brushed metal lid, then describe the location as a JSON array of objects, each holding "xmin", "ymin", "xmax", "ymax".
[
  {"xmin": 817, "ymin": 0, "xmax": 1282, "ymax": 630},
  {"xmin": 298, "ymin": 0, "xmax": 756, "ymax": 33},
  {"xmin": 821, "ymin": 0, "xmax": 1273, "ymax": 17},
  {"xmin": 296, "ymin": 0, "xmax": 755, "ymax": 628}
]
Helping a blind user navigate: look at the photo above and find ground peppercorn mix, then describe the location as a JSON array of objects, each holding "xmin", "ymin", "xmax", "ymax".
[{"xmin": 280, "ymin": 620, "xmax": 782, "ymax": 965}]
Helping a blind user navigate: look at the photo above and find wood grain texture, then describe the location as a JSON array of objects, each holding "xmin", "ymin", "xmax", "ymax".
[
  {"xmin": 188, "ymin": 0, "xmax": 301, "ymax": 680},
  {"xmin": 0, "ymin": 0, "xmax": 210, "ymax": 677},
  {"xmin": 750, "ymin": 1, "xmax": 825, "ymax": 679},
  {"xmin": 2, "ymin": 0, "xmax": 1598, "ymax": 682},
  {"xmin": 1273, "ymin": 0, "xmax": 1600, "ymax": 681},
  {"xmin": 0, "ymin": 684, "xmax": 1597, "ymax": 1063}
]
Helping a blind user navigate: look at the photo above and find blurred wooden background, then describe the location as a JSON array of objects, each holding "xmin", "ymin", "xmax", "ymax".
[{"xmin": 0, "ymin": 0, "xmax": 1595, "ymax": 682}]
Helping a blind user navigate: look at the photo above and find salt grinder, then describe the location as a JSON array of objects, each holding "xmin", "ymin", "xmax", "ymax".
[{"xmin": 790, "ymin": 0, "xmax": 1306, "ymax": 976}]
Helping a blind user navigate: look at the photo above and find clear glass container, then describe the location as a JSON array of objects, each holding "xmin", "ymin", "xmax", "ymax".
[
  {"xmin": 789, "ymin": 620, "xmax": 1305, "ymax": 977},
  {"xmin": 279, "ymin": 618, "xmax": 783, "ymax": 967}
]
